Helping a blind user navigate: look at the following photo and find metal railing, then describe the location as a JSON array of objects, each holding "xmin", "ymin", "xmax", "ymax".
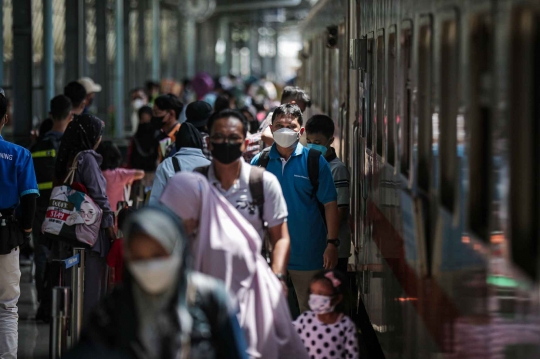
[{"xmin": 49, "ymin": 247, "xmax": 86, "ymax": 359}]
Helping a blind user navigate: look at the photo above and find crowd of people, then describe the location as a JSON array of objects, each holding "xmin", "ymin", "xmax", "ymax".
[{"xmin": 0, "ymin": 72, "xmax": 358, "ymax": 359}]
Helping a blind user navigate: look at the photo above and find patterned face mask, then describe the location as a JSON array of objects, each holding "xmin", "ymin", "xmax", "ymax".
[{"xmin": 308, "ymin": 294, "xmax": 335, "ymax": 314}]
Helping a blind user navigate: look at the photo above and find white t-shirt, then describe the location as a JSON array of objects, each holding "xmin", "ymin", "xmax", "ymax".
[
  {"xmin": 293, "ymin": 311, "xmax": 359, "ymax": 359},
  {"xmin": 207, "ymin": 160, "xmax": 288, "ymax": 239},
  {"xmin": 328, "ymin": 156, "xmax": 352, "ymax": 258}
]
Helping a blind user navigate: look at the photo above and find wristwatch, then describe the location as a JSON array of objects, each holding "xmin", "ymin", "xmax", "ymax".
[
  {"xmin": 326, "ymin": 239, "xmax": 340, "ymax": 248},
  {"xmin": 275, "ymin": 273, "xmax": 286, "ymax": 283}
]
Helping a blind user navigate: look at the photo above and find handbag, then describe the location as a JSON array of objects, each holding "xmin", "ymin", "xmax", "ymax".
[{"xmin": 42, "ymin": 153, "xmax": 103, "ymax": 247}]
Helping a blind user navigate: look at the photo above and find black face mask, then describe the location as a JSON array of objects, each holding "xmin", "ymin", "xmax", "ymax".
[
  {"xmin": 150, "ymin": 115, "xmax": 165, "ymax": 130},
  {"xmin": 210, "ymin": 142, "xmax": 243, "ymax": 164}
]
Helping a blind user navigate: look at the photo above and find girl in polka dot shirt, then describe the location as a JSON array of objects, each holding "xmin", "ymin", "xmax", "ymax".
[{"xmin": 293, "ymin": 269, "xmax": 359, "ymax": 359}]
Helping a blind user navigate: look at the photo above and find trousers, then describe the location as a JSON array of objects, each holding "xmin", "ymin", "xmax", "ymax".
[
  {"xmin": 0, "ymin": 247, "xmax": 20, "ymax": 359},
  {"xmin": 288, "ymin": 269, "xmax": 320, "ymax": 314}
]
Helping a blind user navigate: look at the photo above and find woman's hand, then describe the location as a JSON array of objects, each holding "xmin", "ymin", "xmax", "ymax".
[{"xmin": 107, "ymin": 227, "xmax": 117, "ymax": 242}]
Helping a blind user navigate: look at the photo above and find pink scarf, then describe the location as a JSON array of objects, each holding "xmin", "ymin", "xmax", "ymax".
[{"xmin": 161, "ymin": 172, "xmax": 308, "ymax": 359}]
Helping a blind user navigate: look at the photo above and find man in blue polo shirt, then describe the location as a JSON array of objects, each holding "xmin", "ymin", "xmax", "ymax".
[
  {"xmin": 0, "ymin": 87, "xmax": 39, "ymax": 357},
  {"xmin": 251, "ymin": 103, "xmax": 340, "ymax": 313}
]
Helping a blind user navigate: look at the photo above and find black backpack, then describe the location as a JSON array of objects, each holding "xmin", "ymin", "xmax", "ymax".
[{"xmin": 30, "ymin": 133, "xmax": 61, "ymax": 210}]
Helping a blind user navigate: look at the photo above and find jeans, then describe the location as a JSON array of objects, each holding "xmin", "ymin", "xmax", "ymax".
[{"xmin": 0, "ymin": 247, "xmax": 20, "ymax": 359}]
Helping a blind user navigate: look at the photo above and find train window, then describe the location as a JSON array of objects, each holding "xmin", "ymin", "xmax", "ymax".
[
  {"xmin": 400, "ymin": 21, "xmax": 413, "ymax": 177},
  {"xmin": 388, "ymin": 27, "xmax": 397, "ymax": 166},
  {"xmin": 439, "ymin": 16, "xmax": 459, "ymax": 212},
  {"xmin": 509, "ymin": 7, "xmax": 540, "ymax": 279},
  {"xmin": 417, "ymin": 16, "xmax": 433, "ymax": 193},
  {"xmin": 376, "ymin": 31, "xmax": 385, "ymax": 157},
  {"xmin": 366, "ymin": 34, "xmax": 374, "ymax": 150},
  {"xmin": 468, "ymin": 14, "xmax": 492, "ymax": 242}
]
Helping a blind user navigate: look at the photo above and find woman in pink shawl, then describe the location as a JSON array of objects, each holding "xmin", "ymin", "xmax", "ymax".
[{"xmin": 160, "ymin": 172, "xmax": 308, "ymax": 359}]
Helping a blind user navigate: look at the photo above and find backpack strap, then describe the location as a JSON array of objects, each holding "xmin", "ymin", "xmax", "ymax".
[
  {"xmin": 172, "ymin": 156, "xmax": 181, "ymax": 173},
  {"xmin": 248, "ymin": 167, "xmax": 265, "ymax": 226},
  {"xmin": 193, "ymin": 165, "xmax": 210, "ymax": 178},
  {"xmin": 257, "ymin": 147, "xmax": 271, "ymax": 168},
  {"xmin": 307, "ymin": 148, "xmax": 321, "ymax": 199}
]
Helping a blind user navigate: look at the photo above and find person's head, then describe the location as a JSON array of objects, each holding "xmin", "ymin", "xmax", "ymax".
[
  {"xmin": 138, "ymin": 105, "xmax": 153, "ymax": 124},
  {"xmin": 64, "ymin": 81, "xmax": 87, "ymax": 115},
  {"xmin": 37, "ymin": 118, "xmax": 53, "ymax": 139},
  {"xmin": 145, "ymin": 80, "xmax": 160, "ymax": 99},
  {"xmin": 175, "ymin": 122, "xmax": 204, "ymax": 151},
  {"xmin": 55, "ymin": 114, "xmax": 104, "ymax": 180},
  {"xmin": 280, "ymin": 86, "xmax": 311, "ymax": 112},
  {"xmin": 305, "ymin": 114, "xmax": 335, "ymax": 156},
  {"xmin": 239, "ymin": 105, "xmax": 258, "ymax": 134},
  {"xmin": 50, "ymin": 95, "xmax": 73, "ymax": 123},
  {"xmin": 270, "ymin": 103, "xmax": 304, "ymax": 149},
  {"xmin": 79, "ymin": 200, "xmax": 99, "ymax": 225},
  {"xmin": 78, "ymin": 77, "xmax": 102, "ymax": 108},
  {"xmin": 130, "ymin": 88, "xmax": 148, "ymax": 111},
  {"xmin": 96, "ymin": 140, "xmax": 123, "ymax": 170},
  {"xmin": 185, "ymin": 101, "xmax": 213, "ymax": 131},
  {"xmin": 152, "ymin": 94, "xmax": 183, "ymax": 129},
  {"xmin": 123, "ymin": 206, "xmax": 189, "ymax": 295},
  {"xmin": 213, "ymin": 95, "xmax": 230, "ymax": 113},
  {"xmin": 309, "ymin": 269, "xmax": 346, "ymax": 314},
  {"xmin": 207, "ymin": 109, "xmax": 249, "ymax": 165},
  {"xmin": 117, "ymin": 206, "xmax": 134, "ymax": 232}
]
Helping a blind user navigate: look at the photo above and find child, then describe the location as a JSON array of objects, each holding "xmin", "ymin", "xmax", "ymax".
[
  {"xmin": 106, "ymin": 206, "xmax": 134, "ymax": 287},
  {"xmin": 305, "ymin": 115, "xmax": 351, "ymax": 272},
  {"xmin": 293, "ymin": 270, "xmax": 359, "ymax": 359},
  {"xmin": 96, "ymin": 141, "xmax": 145, "ymax": 212}
]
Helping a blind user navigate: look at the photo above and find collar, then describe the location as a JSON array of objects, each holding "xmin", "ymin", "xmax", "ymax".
[
  {"xmin": 176, "ymin": 147, "xmax": 206, "ymax": 158},
  {"xmin": 207, "ymin": 159, "xmax": 249, "ymax": 189},
  {"xmin": 324, "ymin": 147, "xmax": 337, "ymax": 162},
  {"xmin": 166, "ymin": 122, "xmax": 180, "ymax": 137},
  {"xmin": 269, "ymin": 142, "xmax": 304, "ymax": 159}
]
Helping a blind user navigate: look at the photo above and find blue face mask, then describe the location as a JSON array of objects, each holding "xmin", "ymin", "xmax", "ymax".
[{"xmin": 307, "ymin": 143, "xmax": 328, "ymax": 156}]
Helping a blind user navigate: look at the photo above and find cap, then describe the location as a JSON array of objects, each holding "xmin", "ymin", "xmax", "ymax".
[
  {"xmin": 185, "ymin": 101, "xmax": 213, "ymax": 128},
  {"xmin": 78, "ymin": 77, "xmax": 102, "ymax": 94}
]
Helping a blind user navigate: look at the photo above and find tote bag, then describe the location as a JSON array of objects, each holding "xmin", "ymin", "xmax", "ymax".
[{"xmin": 42, "ymin": 153, "xmax": 103, "ymax": 247}]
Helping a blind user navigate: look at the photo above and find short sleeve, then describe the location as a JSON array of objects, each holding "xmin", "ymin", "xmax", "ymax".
[
  {"xmin": 17, "ymin": 149, "xmax": 39, "ymax": 197},
  {"xmin": 262, "ymin": 171, "xmax": 288, "ymax": 228},
  {"xmin": 333, "ymin": 163, "xmax": 350, "ymax": 207},
  {"xmin": 116, "ymin": 168, "xmax": 138, "ymax": 185},
  {"xmin": 316, "ymin": 156, "xmax": 337, "ymax": 205},
  {"xmin": 148, "ymin": 161, "xmax": 169, "ymax": 205},
  {"xmin": 250, "ymin": 153, "xmax": 261, "ymax": 166}
]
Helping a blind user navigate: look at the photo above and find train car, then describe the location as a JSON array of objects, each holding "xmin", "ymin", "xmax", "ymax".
[{"xmin": 299, "ymin": 0, "xmax": 540, "ymax": 358}]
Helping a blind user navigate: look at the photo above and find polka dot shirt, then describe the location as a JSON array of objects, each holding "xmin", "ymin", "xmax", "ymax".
[{"xmin": 293, "ymin": 311, "xmax": 359, "ymax": 359}]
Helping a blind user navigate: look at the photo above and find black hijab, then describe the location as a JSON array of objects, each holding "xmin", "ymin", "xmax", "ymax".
[
  {"xmin": 175, "ymin": 122, "xmax": 204, "ymax": 151},
  {"xmin": 55, "ymin": 114, "xmax": 104, "ymax": 182}
]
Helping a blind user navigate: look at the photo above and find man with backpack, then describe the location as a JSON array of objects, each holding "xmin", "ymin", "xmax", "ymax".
[
  {"xmin": 30, "ymin": 95, "xmax": 72, "ymax": 320},
  {"xmin": 251, "ymin": 104, "xmax": 340, "ymax": 313},
  {"xmin": 195, "ymin": 109, "xmax": 290, "ymax": 289}
]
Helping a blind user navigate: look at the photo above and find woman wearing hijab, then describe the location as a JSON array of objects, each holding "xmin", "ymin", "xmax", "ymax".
[
  {"xmin": 160, "ymin": 172, "xmax": 309, "ymax": 359},
  {"xmin": 148, "ymin": 122, "xmax": 210, "ymax": 204},
  {"xmin": 66, "ymin": 206, "xmax": 248, "ymax": 359},
  {"xmin": 53, "ymin": 114, "xmax": 114, "ymax": 318}
]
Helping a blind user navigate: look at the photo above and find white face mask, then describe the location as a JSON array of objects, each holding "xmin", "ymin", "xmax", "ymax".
[
  {"xmin": 131, "ymin": 99, "xmax": 145, "ymax": 111},
  {"xmin": 273, "ymin": 128, "xmax": 300, "ymax": 149},
  {"xmin": 128, "ymin": 256, "xmax": 181, "ymax": 295},
  {"xmin": 309, "ymin": 294, "xmax": 335, "ymax": 314}
]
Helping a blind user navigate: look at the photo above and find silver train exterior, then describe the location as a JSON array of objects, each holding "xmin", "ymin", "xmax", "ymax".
[{"xmin": 299, "ymin": 0, "xmax": 540, "ymax": 358}]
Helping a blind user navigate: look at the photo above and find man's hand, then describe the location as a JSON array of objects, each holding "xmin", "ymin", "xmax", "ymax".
[{"xmin": 323, "ymin": 244, "xmax": 338, "ymax": 269}]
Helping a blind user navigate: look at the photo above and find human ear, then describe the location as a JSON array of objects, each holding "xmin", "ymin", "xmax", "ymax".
[
  {"xmin": 299, "ymin": 127, "xmax": 305, "ymax": 136},
  {"xmin": 206, "ymin": 136, "xmax": 212, "ymax": 150}
]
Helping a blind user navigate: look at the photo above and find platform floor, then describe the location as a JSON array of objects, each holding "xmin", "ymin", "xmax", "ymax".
[{"xmin": 18, "ymin": 259, "xmax": 49, "ymax": 359}]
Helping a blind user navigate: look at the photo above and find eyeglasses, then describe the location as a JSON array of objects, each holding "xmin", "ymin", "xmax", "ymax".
[{"xmin": 210, "ymin": 134, "xmax": 244, "ymax": 144}]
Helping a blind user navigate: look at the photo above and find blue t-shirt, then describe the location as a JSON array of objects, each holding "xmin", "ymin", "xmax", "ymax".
[
  {"xmin": 0, "ymin": 135, "xmax": 39, "ymax": 209},
  {"xmin": 252, "ymin": 143, "xmax": 337, "ymax": 270}
]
